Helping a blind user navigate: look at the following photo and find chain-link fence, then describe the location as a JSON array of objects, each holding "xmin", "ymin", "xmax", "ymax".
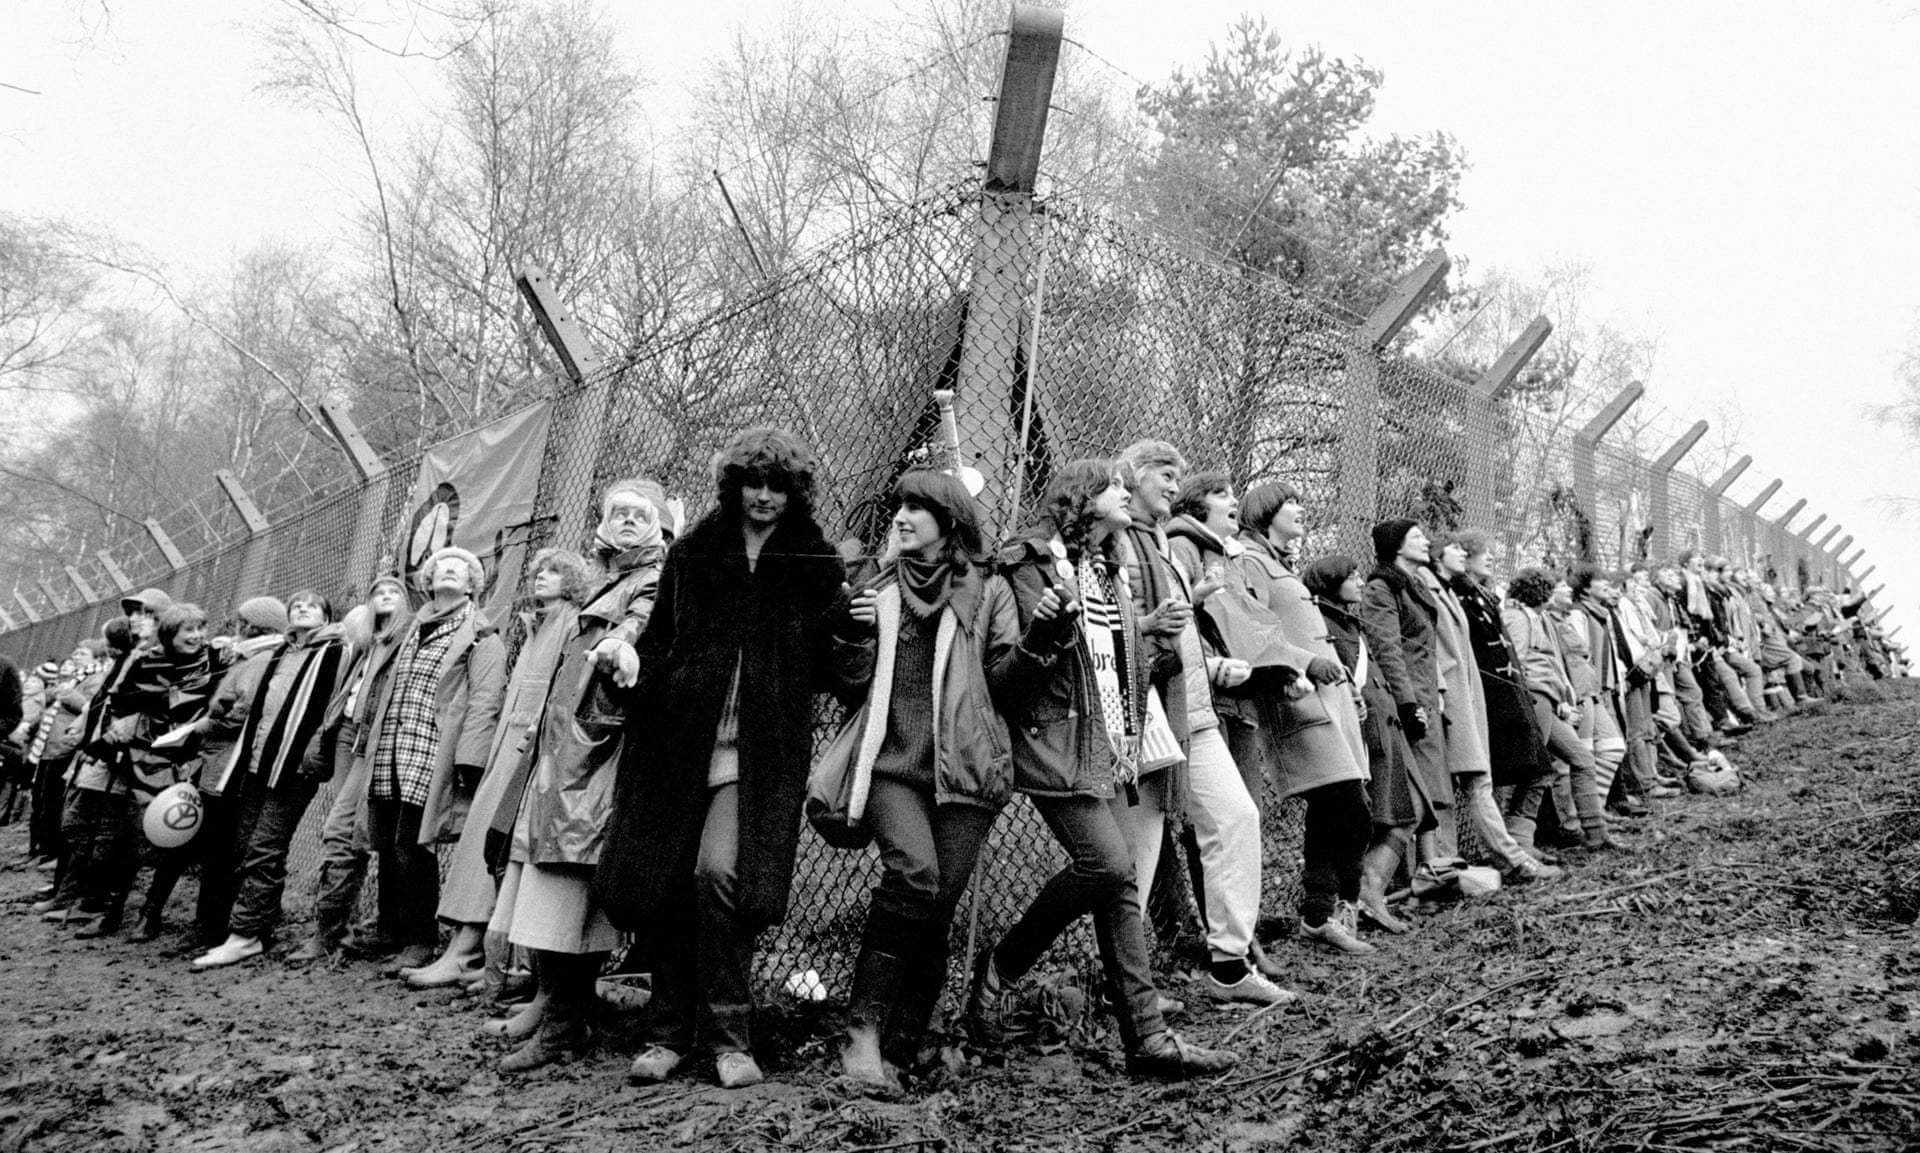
[{"xmin": 0, "ymin": 171, "xmax": 1868, "ymax": 999}]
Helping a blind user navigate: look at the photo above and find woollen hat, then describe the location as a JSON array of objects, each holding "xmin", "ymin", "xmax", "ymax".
[
  {"xmin": 1372, "ymin": 519, "xmax": 1421, "ymax": 566},
  {"xmin": 368, "ymin": 573, "xmax": 406, "ymax": 597},
  {"xmin": 236, "ymin": 596, "xmax": 290, "ymax": 633},
  {"xmin": 121, "ymin": 587, "xmax": 173, "ymax": 614},
  {"xmin": 36, "ymin": 661, "xmax": 59, "ymax": 680}
]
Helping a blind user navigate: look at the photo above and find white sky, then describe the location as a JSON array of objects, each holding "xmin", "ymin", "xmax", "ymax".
[{"xmin": 4, "ymin": 0, "xmax": 1917, "ymax": 642}]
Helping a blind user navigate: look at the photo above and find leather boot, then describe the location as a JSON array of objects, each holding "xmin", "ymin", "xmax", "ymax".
[
  {"xmin": 842, "ymin": 944, "xmax": 906, "ymax": 1098},
  {"xmin": 499, "ymin": 951, "xmax": 597, "ymax": 1074},
  {"xmin": 881, "ymin": 935, "xmax": 947, "ymax": 1072},
  {"xmin": 1356, "ymin": 841, "xmax": 1410, "ymax": 934}
]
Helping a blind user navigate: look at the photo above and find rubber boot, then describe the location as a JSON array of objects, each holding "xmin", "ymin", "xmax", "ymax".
[
  {"xmin": 132, "ymin": 864, "xmax": 183, "ymax": 943},
  {"xmin": 841, "ymin": 944, "xmax": 906, "ymax": 1098},
  {"xmin": 882, "ymin": 929, "xmax": 949, "ymax": 1072},
  {"xmin": 1356, "ymin": 837, "xmax": 1411, "ymax": 934},
  {"xmin": 484, "ymin": 950, "xmax": 549, "ymax": 1040}
]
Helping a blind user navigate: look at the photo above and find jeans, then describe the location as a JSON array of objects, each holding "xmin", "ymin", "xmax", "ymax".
[
  {"xmin": 30, "ymin": 753, "xmax": 71, "ymax": 861},
  {"xmin": 228, "ymin": 773, "xmax": 322, "ymax": 940},
  {"xmin": 865, "ymin": 776, "xmax": 996, "ymax": 936},
  {"xmin": 1670, "ymin": 658, "xmax": 1716, "ymax": 744},
  {"xmin": 644, "ymin": 783, "xmax": 758, "ymax": 1055},
  {"xmin": 365, "ymin": 797, "xmax": 438, "ymax": 948},
  {"xmin": 310, "ymin": 723, "xmax": 372, "ymax": 946},
  {"xmin": 54, "ymin": 786, "xmax": 119, "ymax": 909},
  {"xmin": 1726, "ymin": 651, "xmax": 1766, "ymax": 712},
  {"xmin": 991, "ymin": 792, "xmax": 1165, "ymax": 1050},
  {"xmin": 1620, "ymin": 682, "xmax": 1659, "ymax": 796},
  {"xmin": 1299, "ymin": 779, "xmax": 1369, "ymax": 923}
]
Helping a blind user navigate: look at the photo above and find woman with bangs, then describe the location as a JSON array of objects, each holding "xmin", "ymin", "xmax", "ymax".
[
  {"xmin": 601, "ymin": 428, "xmax": 850, "ymax": 1090},
  {"xmin": 399, "ymin": 547, "xmax": 592, "ymax": 992},
  {"xmin": 191, "ymin": 589, "xmax": 353, "ymax": 968},
  {"xmin": 964, "ymin": 459, "xmax": 1236, "ymax": 1081},
  {"xmin": 831, "ymin": 469, "xmax": 1044, "ymax": 1096}
]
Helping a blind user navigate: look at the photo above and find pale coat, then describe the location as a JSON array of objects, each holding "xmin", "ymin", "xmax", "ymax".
[{"xmin": 1423, "ymin": 568, "xmax": 1491, "ymax": 779}]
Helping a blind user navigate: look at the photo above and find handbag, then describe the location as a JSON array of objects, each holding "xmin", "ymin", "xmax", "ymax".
[
  {"xmin": 805, "ymin": 712, "xmax": 873, "ymax": 850},
  {"xmin": 1138, "ymin": 690, "xmax": 1185, "ymax": 773},
  {"xmin": 1201, "ymin": 583, "xmax": 1296, "ymax": 669}
]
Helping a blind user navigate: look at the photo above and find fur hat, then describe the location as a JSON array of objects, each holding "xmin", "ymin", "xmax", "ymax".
[
  {"xmin": 418, "ymin": 547, "xmax": 485, "ymax": 595},
  {"xmin": 1371, "ymin": 519, "xmax": 1421, "ymax": 566},
  {"xmin": 236, "ymin": 596, "xmax": 289, "ymax": 633}
]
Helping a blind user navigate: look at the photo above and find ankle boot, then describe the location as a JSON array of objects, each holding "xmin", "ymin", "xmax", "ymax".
[{"xmin": 499, "ymin": 951, "xmax": 596, "ymax": 1073}]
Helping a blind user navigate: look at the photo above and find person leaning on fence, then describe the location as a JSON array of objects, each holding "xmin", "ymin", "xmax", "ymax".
[
  {"xmin": 1358, "ymin": 521, "xmax": 1456, "ymax": 898},
  {"xmin": 0, "ymin": 653, "xmax": 24, "ymax": 829},
  {"xmin": 36, "ymin": 618, "xmax": 137, "ymax": 926},
  {"xmin": 360, "ymin": 548, "xmax": 508, "ymax": 972},
  {"xmin": 486, "ymin": 481, "xmax": 670, "ymax": 1073},
  {"xmin": 402, "ymin": 547, "xmax": 590, "ymax": 997},
  {"xmin": 1227, "ymin": 483, "xmax": 1380, "ymax": 952},
  {"xmin": 1114, "ymin": 442, "xmax": 1280, "ymax": 1007},
  {"xmin": 84, "ymin": 602, "xmax": 232, "ymax": 940},
  {"xmin": 137, "ymin": 596, "xmax": 290, "ymax": 947},
  {"xmin": 1429, "ymin": 534, "xmax": 1563, "ymax": 885},
  {"xmin": 1501, "ymin": 568, "xmax": 1622, "ymax": 855},
  {"xmin": 1559, "ymin": 565, "xmax": 1640, "ymax": 822},
  {"xmin": 829, "ymin": 469, "xmax": 1041, "ymax": 1098},
  {"xmin": 287, "ymin": 575, "xmax": 409, "ymax": 963},
  {"xmin": 1609, "ymin": 565, "xmax": 1681, "ymax": 803},
  {"xmin": 599, "ymin": 429, "xmax": 848, "ymax": 1091},
  {"xmin": 190, "ymin": 591, "xmax": 351, "ymax": 969},
  {"xmin": 964, "ymin": 458, "xmax": 1237, "ymax": 1081}
]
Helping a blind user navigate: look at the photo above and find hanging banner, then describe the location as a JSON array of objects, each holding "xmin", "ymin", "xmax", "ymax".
[{"xmin": 399, "ymin": 401, "xmax": 553, "ymax": 616}]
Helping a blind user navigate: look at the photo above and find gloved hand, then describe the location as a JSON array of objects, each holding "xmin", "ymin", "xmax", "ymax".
[{"xmin": 1397, "ymin": 701, "xmax": 1427, "ymax": 743}]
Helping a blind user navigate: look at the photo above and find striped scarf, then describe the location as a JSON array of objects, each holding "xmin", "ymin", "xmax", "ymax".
[{"xmin": 1076, "ymin": 552, "xmax": 1142, "ymax": 786}]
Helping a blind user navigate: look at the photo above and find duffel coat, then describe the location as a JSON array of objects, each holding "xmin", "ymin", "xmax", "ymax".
[
  {"xmin": 1424, "ymin": 568, "xmax": 1491, "ymax": 779},
  {"xmin": 1360, "ymin": 563, "xmax": 1448, "ymax": 814},
  {"xmin": 595, "ymin": 508, "xmax": 847, "ymax": 930}
]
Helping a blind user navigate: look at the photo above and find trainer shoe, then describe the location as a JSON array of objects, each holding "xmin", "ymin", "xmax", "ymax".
[
  {"xmin": 1125, "ymin": 1030, "xmax": 1237, "ymax": 1080},
  {"xmin": 715, "ymin": 1051, "xmax": 764, "ymax": 1089},
  {"xmin": 1300, "ymin": 908, "xmax": 1377, "ymax": 955},
  {"xmin": 1203, "ymin": 967, "xmax": 1299, "ymax": 1007},
  {"xmin": 191, "ymin": 935, "xmax": 264, "ymax": 969},
  {"xmin": 628, "ymin": 1045, "xmax": 685, "ymax": 1084},
  {"xmin": 1504, "ymin": 855, "xmax": 1564, "ymax": 884}
]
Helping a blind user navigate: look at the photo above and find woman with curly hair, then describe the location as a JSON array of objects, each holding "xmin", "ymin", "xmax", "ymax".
[
  {"xmin": 600, "ymin": 431, "xmax": 850, "ymax": 1089},
  {"xmin": 399, "ymin": 548, "xmax": 592, "ymax": 990},
  {"xmin": 965, "ymin": 459, "xmax": 1236, "ymax": 1081}
]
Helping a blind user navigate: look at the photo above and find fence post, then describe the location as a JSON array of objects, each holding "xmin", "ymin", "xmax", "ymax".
[
  {"xmin": 0, "ymin": 606, "xmax": 14, "ymax": 631},
  {"xmin": 1464, "ymin": 315, "xmax": 1550, "ymax": 532},
  {"xmin": 37, "ymin": 580, "xmax": 67, "ymax": 615},
  {"xmin": 1703, "ymin": 454, "xmax": 1750, "ymax": 557},
  {"xmin": 1338, "ymin": 249, "xmax": 1449, "ymax": 555},
  {"xmin": 145, "ymin": 519, "xmax": 187, "ymax": 572},
  {"xmin": 1857, "ymin": 563, "xmax": 1877, "ymax": 584},
  {"xmin": 1645, "ymin": 420, "xmax": 1707, "ymax": 561},
  {"xmin": 65, "ymin": 566, "xmax": 99, "ymax": 606},
  {"xmin": 216, "ymin": 470, "xmax": 275, "ymax": 605},
  {"xmin": 320, "ymin": 401, "xmax": 395, "ymax": 598},
  {"xmin": 517, "ymin": 262, "xmax": 610, "ymax": 552},
  {"xmin": 96, "ymin": 550, "xmax": 134, "ymax": 595},
  {"xmin": 1570, "ymin": 382, "xmax": 1642, "ymax": 562},
  {"xmin": 951, "ymin": 4, "xmax": 1061, "ymax": 537},
  {"xmin": 12, "ymin": 590, "xmax": 40, "ymax": 624},
  {"xmin": 1814, "ymin": 524, "xmax": 1842, "ymax": 551}
]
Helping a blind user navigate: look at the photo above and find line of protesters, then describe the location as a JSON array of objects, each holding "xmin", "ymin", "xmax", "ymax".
[{"xmin": 2, "ymin": 427, "xmax": 1904, "ymax": 1097}]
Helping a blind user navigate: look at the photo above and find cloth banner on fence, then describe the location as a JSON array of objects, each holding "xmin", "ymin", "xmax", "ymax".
[{"xmin": 399, "ymin": 401, "xmax": 552, "ymax": 617}]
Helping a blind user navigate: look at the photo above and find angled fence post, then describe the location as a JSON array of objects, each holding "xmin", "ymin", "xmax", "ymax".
[
  {"xmin": 1646, "ymin": 420, "xmax": 1707, "ymax": 561},
  {"xmin": 321, "ymin": 401, "xmax": 395, "ymax": 601},
  {"xmin": 0, "ymin": 605, "xmax": 14, "ymax": 632},
  {"xmin": 1571, "ymin": 382, "xmax": 1643, "ymax": 562},
  {"xmin": 1464, "ymin": 315, "xmax": 1550, "ymax": 532},
  {"xmin": 951, "ymin": 4, "xmax": 1061, "ymax": 538},
  {"xmin": 65, "ymin": 566, "xmax": 99, "ymax": 606},
  {"xmin": 37, "ymin": 580, "xmax": 66, "ymax": 616},
  {"xmin": 1339, "ymin": 249, "xmax": 1450, "ymax": 556},
  {"xmin": 518, "ymin": 262, "xmax": 611, "ymax": 555},
  {"xmin": 12, "ymin": 590, "xmax": 38, "ymax": 625},
  {"xmin": 1857, "ymin": 563, "xmax": 1877, "ymax": 584},
  {"xmin": 145, "ymin": 519, "xmax": 187, "ymax": 573},
  {"xmin": 1703, "ymin": 454, "xmax": 1750, "ymax": 557},
  {"xmin": 1815, "ymin": 525, "xmax": 1842, "ymax": 551},
  {"xmin": 216, "ymin": 470, "xmax": 275, "ymax": 605},
  {"xmin": 96, "ymin": 550, "xmax": 134, "ymax": 596}
]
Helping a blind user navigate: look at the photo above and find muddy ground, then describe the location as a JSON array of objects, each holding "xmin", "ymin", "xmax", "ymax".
[{"xmin": 2, "ymin": 684, "xmax": 1917, "ymax": 1153}]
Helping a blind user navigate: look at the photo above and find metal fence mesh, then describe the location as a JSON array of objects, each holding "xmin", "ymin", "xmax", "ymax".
[{"xmin": 0, "ymin": 175, "xmax": 1861, "ymax": 998}]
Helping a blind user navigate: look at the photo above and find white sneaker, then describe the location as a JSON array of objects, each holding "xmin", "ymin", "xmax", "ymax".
[
  {"xmin": 1203, "ymin": 967, "xmax": 1300, "ymax": 1007},
  {"xmin": 715, "ymin": 1051, "xmax": 764, "ymax": 1089},
  {"xmin": 191, "ymin": 935, "xmax": 263, "ymax": 969},
  {"xmin": 1300, "ymin": 904, "xmax": 1377, "ymax": 955}
]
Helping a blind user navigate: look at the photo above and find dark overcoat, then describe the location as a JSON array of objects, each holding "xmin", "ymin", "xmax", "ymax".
[
  {"xmin": 594, "ymin": 507, "xmax": 847, "ymax": 929},
  {"xmin": 1449, "ymin": 576, "xmax": 1549, "ymax": 787},
  {"xmin": 1360, "ymin": 563, "xmax": 1448, "ymax": 817}
]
